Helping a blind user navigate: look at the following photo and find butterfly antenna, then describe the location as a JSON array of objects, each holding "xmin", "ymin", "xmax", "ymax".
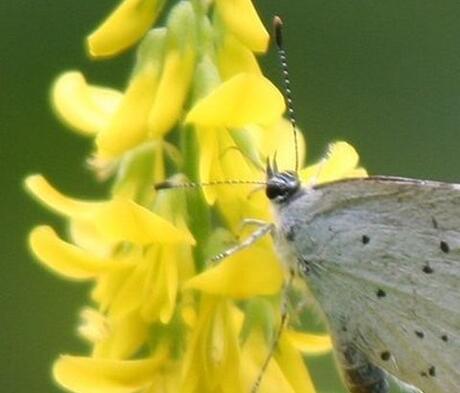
[
  {"xmin": 273, "ymin": 16, "xmax": 299, "ymax": 173},
  {"xmin": 155, "ymin": 179, "xmax": 266, "ymax": 190}
]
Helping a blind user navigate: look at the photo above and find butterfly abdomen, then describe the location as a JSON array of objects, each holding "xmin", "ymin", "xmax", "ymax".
[{"xmin": 339, "ymin": 345, "xmax": 389, "ymax": 393}]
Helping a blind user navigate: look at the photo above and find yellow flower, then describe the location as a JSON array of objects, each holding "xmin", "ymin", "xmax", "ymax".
[
  {"xmin": 147, "ymin": 47, "xmax": 195, "ymax": 138},
  {"xmin": 25, "ymin": 175, "xmax": 194, "ymax": 246},
  {"xmin": 147, "ymin": 2, "xmax": 197, "ymax": 137},
  {"xmin": 300, "ymin": 141, "xmax": 367, "ymax": 183},
  {"xmin": 96, "ymin": 62, "xmax": 160, "ymax": 158},
  {"xmin": 95, "ymin": 28, "xmax": 165, "ymax": 158},
  {"xmin": 52, "ymin": 71, "xmax": 123, "ymax": 136},
  {"xmin": 186, "ymin": 73, "xmax": 284, "ymax": 128},
  {"xmin": 217, "ymin": 34, "xmax": 262, "ymax": 80},
  {"xmin": 185, "ymin": 239, "xmax": 283, "ymax": 298},
  {"xmin": 78, "ymin": 308, "xmax": 149, "ymax": 359},
  {"xmin": 104, "ymin": 241, "xmax": 194, "ymax": 324},
  {"xmin": 185, "ymin": 71, "xmax": 286, "ymax": 207},
  {"xmin": 27, "ymin": 1, "xmax": 368, "ymax": 393},
  {"xmin": 29, "ymin": 226, "xmax": 126, "ymax": 280},
  {"xmin": 87, "ymin": 0, "xmax": 166, "ymax": 58},
  {"xmin": 181, "ymin": 296, "xmax": 243, "ymax": 393},
  {"xmin": 26, "ymin": 174, "xmax": 195, "ymax": 357},
  {"xmin": 214, "ymin": 0, "xmax": 269, "ymax": 53},
  {"xmin": 53, "ymin": 349, "xmax": 173, "ymax": 393},
  {"xmin": 286, "ymin": 330, "xmax": 332, "ymax": 356},
  {"xmin": 95, "ymin": 3, "xmax": 197, "ymax": 158}
]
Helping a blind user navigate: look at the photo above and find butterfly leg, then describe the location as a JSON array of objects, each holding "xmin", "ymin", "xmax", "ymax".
[
  {"xmin": 251, "ymin": 268, "xmax": 295, "ymax": 393},
  {"xmin": 209, "ymin": 221, "xmax": 293, "ymax": 392},
  {"xmin": 337, "ymin": 345, "xmax": 390, "ymax": 393},
  {"xmin": 210, "ymin": 222, "xmax": 274, "ymax": 262},
  {"xmin": 237, "ymin": 218, "xmax": 270, "ymax": 233}
]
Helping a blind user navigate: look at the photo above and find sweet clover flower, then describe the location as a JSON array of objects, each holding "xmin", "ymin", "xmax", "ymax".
[{"xmin": 26, "ymin": 1, "xmax": 367, "ymax": 392}]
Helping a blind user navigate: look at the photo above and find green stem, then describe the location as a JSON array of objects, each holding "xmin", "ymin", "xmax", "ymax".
[{"xmin": 180, "ymin": 124, "xmax": 211, "ymax": 273}]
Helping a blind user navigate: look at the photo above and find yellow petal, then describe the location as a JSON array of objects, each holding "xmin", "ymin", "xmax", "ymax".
[
  {"xmin": 197, "ymin": 127, "xmax": 218, "ymax": 204},
  {"xmin": 25, "ymin": 175, "xmax": 94, "ymax": 217},
  {"xmin": 92, "ymin": 312, "xmax": 149, "ymax": 359},
  {"xmin": 69, "ymin": 219, "xmax": 114, "ymax": 257},
  {"xmin": 215, "ymin": 0, "xmax": 269, "ymax": 53},
  {"xmin": 92, "ymin": 269, "xmax": 130, "ymax": 311},
  {"xmin": 109, "ymin": 262, "xmax": 145, "ymax": 318},
  {"xmin": 91, "ymin": 197, "xmax": 195, "ymax": 245},
  {"xmin": 158, "ymin": 247, "xmax": 178, "ymax": 323},
  {"xmin": 25, "ymin": 175, "xmax": 195, "ymax": 245},
  {"xmin": 96, "ymin": 64, "xmax": 160, "ymax": 158},
  {"xmin": 347, "ymin": 167, "xmax": 368, "ymax": 178},
  {"xmin": 29, "ymin": 226, "xmax": 119, "ymax": 280},
  {"xmin": 286, "ymin": 330, "xmax": 332, "ymax": 355},
  {"xmin": 186, "ymin": 73, "xmax": 285, "ymax": 128},
  {"xmin": 87, "ymin": 0, "xmax": 165, "ymax": 58},
  {"xmin": 78, "ymin": 308, "xmax": 111, "ymax": 344},
  {"xmin": 140, "ymin": 246, "xmax": 178, "ymax": 323},
  {"xmin": 240, "ymin": 331, "xmax": 296, "ymax": 393},
  {"xmin": 211, "ymin": 302, "xmax": 243, "ymax": 392},
  {"xmin": 143, "ymin": 364, "xmax": 181, "ymax": 393},
  {"xmin": 181, "ymin": 298, "xmax": 244, "ymax": 393},
  {"xmin": 111, "ymin": 141, "xmax": 165, "ymax": 201},
  {"xmin": 53, "ymin": 354, "xmax": 164, "ymax": 393},
  {"xmin": 211, "ymin": 129, "xmax": 270, "ymax": 229},
  {"xmin": 185, "ymin": 241, "xmax": 283, "ymax": 298},
  {"xmin": 217, "ymin": 34, "xmax": 261, "ymax": 80},
  {"xmin": 147, "ymin": 48, "xmax": 194, "ymax": 137},
  {"xmin": 300, "ymin": 141, "xmax": 364, "ymax": 184},
  {"xmin": 274, "ymin": 334, "xmax": 317, "ymax": 393},
  {"xmin": 250, "ymin": 119, "xmax": 306, "ymax": 172},
  {"xmin": 215, "ymin": 186, "xmax": 270, "ymax": 234},
  {"xmin": 52, "ymin": 71, "xmax": 122, "ymax": 135},
  {"xmin": 181, "ymin": 304, "xmax": 197, "ymax": 328}
]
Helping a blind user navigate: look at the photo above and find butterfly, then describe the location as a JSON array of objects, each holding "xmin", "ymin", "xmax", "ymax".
[{"xmin": 266, "ymin": 168, "xmax": 460, "ymax": 393}]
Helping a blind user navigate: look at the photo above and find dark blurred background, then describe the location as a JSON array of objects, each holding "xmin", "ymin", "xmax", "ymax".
[{"xmin": 1, "ymin": 1, "xmax": 459, "ymax": 392}]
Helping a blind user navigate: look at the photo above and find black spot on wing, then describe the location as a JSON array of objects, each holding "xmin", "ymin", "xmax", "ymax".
[
  {"xmin": 441, "ymin": 334, "xmax": 448, "ymax": 342},
  {"xmin": 415, "ymin": 330, "xmax": 424, "ymax": 339},
  {"xmin": 376, "ymin": 289, "xmax": 386, "ymax": 298},
  {"xmin": 440, "ymin": 240, "xmax": 450, "ymax": 253},
  {"xmin": 422, "ymin": 264, "xmax": 434, "ymax": 274},
  {"xmin": 380, "ymin": 351, "xmax": 391, "ymax": 361},
  {"xmin": 361, "ymin": 235, "xmax": 370, "ymax": 244},
  {"xmin": 420, "ymin": 366, "xmax": 436, "ymax": 378}
]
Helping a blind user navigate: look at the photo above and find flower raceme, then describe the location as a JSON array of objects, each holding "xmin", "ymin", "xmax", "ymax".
[{"xmin": 26, "ymin": 1, "xmax": 367, "ymax": 392}]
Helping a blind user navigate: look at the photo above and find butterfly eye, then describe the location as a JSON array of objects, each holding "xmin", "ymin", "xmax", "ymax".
[
  {"xmin": 266, "ymin": 171, "xmax": 300, "ymax": 203},
  {"xmin": 266, "ymin": 182, "xmax": 287, "ymax": 200}
]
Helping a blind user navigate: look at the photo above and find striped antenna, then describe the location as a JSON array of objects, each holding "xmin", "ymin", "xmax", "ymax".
[
  {"xmin": 154, "ymin": 179, "xmax": 267, "ymax": 190},
  {"xmin": 273, "ymin": 16, "xmax": 299, "ymax": 172}
]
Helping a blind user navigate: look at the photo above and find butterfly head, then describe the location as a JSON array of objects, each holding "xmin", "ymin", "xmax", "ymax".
[{"xmin": 265, "ymin": 158, "xmax": 300, "ymax": 204}]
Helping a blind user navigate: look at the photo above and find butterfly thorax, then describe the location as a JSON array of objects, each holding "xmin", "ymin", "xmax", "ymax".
[{"xmin": 266, "ymin": 171, "xmax": 322, "ymax": 277}]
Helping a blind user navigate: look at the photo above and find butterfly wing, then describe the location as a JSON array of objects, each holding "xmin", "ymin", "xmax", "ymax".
[{"xmin": 276, "ymin": 176, "xmax": 460, "ymax": 393}]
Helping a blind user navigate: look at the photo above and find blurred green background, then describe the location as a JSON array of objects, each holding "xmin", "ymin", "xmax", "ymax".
[{"xmin": 2, "ymin": 1, "xmax": 460, "ymax": 392}]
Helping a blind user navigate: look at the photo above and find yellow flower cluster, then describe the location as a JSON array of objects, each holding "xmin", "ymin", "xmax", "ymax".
[{"xmin": 26, "ymin": 1, "xmax": 367, "ymax": 392}]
